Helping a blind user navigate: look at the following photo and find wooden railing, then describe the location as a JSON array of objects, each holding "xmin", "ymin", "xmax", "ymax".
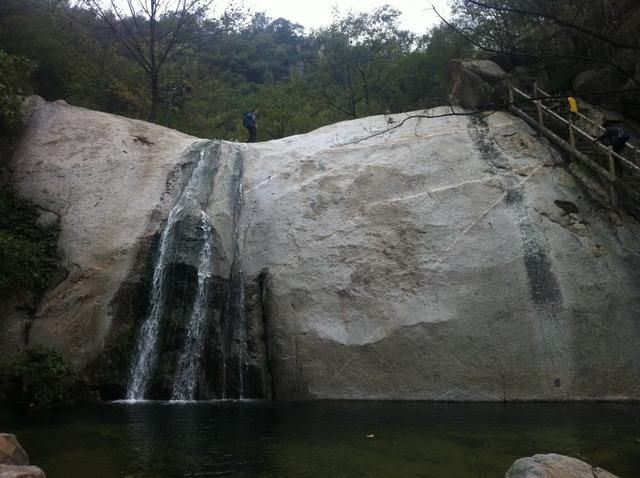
[
  {"xmin": 534, "ymin": 84, "xmax": 640, "ymax": 165},
  {"xmin": 508, "ymin": 84, "xmax": 640, "ymax": 208}
]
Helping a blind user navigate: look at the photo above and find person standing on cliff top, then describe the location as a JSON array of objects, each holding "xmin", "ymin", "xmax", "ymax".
[{"xmin": 243, "ymin": 108, "xmax": 257, "ymax": 143}]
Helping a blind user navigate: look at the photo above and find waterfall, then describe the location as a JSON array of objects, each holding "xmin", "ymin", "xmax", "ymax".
[
  {"xmin": 126, "ymin": 145, "xmax": 216, "ymax": 400},
  {"xmin": 237, "ymin": 272, "xmax": 248, "ymax": 398},
  {"xmin": 234, "ymin": 163, "xmax": 248, "ymax": 398},
  {"xmin": 171, "ymin": 211, "xmax": 214, "ymax": 401},
  {"xmin": 125, "ymin": 142, "xmax": 260, "ymax": 401},
  {"xmin": 125, "ymin": 204, "xmax": 181, "ymax": 400},
  {"xmin": 221, "ymin": 158, "xmax": 249, "ymax": 399}
]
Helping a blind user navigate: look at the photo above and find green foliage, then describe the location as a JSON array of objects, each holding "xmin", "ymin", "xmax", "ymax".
[
  {"xmin": 397, "ymin": 24, "xmax": 475, "ymax": 108},
  {"xmin": 0, "ymin": 0, "xmax": 499, "ymax": 140},
  {"xmin": 0, "ymin": 188, "xmax": 60, "ymax": 300},
  {"xmin": 311, "ymin": 6, "xmax": 415, "ymax": 118},
  {"xmin": 0, "ymin": 347, "xmax": 79, "ymax": 407},
  {"xmin": 256, "ymin": 81, "xmax": 327, "ymax": 139},
  {"xmin": 0, "ymin": 49, "xmax": 33, "ymax": 141}
]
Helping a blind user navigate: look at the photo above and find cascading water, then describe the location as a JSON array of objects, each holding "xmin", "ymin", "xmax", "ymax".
[
  {"xmin": 237, "ymin": 273, "xmax": 248, "ymax": 398},
  {"xmin": 125, "ymin": 142, "xmax": 265, "ymax": 401},
  {"xmin": 125, "ymin": 203, "xmax": 182, "ymax": 400},
  {"xmin": 231, "ymin": 157, "xmax": 249, "ymax": 398},
  {"xmin": 126, "ymin": 144, "xmax": 217, "ymax": 400},
  {"xmin": 171, "ymin": 211, "xmax": 214, "ymax": 400}
]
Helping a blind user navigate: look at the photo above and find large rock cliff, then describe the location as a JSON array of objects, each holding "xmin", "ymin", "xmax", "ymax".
[{"xmin": 5, "ymin": 97, "xmax": 640, "ymax": 400}]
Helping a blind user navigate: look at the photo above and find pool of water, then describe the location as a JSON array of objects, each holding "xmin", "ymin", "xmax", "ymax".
[{"xmin": 1, "ymin": 401, "xmax": 639, "ymax": 477}]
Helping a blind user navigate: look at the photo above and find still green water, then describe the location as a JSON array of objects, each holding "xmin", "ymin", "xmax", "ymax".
[{"xmin": 1, "ymin": 401, "xmax": 639, "ymax": 477}]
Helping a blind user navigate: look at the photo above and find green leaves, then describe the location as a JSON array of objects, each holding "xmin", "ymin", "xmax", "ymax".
[
  {"xmin": 0, "ymin": 347, "xmax": 79, "ymax": 408},
  {"xmin": 0, "ymin": 49, "xmax": 33, "ymax": 140},
  {"xmin": 311, "ymin": 6, "xmax": 416, "ymax": 118},
  {"xmin": 0, "ymin": 188, "xmax": 60, "ymax": 300}
]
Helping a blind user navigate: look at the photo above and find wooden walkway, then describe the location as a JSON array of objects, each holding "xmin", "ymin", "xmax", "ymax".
[{"xmin": 508, "ymin": 84, "xmax": 640, "ymax": 213}]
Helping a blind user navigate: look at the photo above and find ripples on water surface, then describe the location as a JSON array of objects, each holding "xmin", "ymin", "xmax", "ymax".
[{"xmin": 2, "ymin": 401, "xmax": 639, "ymax": 477}]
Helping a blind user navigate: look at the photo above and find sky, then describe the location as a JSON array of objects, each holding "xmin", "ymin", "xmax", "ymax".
[{"xmin": 221, "ymin": 0, "xmax": 452, "ymax": 34}]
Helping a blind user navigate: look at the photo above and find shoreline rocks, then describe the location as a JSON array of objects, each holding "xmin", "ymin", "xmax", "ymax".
[
  {"xmin": 0, "ymin": 434, "xmax": 45, "ymax": 478},
  {"xmin": 505, "ymin": 454, "xmax": 618, "ymax": 477}
]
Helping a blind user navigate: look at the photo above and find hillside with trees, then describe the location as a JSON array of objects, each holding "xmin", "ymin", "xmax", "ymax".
[
  {"xmin": 0, "ymin": 0, "xmax": 474, "ymax": 143},
  {"xmin": 1, "ymin": 1, "xmax": 638, "ymax": 145}
]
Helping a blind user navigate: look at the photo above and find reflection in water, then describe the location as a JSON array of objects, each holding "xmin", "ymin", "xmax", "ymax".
[
  {"xmin": 123, "ymin": 402, "xmax": 272, "ymax": 477},
  {"xmin": 2, "ymin": 401, "xmax": 640, "ymax": 477}
]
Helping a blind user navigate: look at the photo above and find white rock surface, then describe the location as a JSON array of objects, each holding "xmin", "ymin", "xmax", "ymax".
[
  {"xmin": 7, "ymin": 97, "xmax": 196, "ymax": 366},
  {"xmin": 239, "ymin": 109, "xmax": 640, "ymax": 399},
  {"xmin": 7, "ymin": 98, "xmax": 640, "ymax": 399}
]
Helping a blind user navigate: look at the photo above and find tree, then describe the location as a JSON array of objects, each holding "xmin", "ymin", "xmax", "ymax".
[
  {"xmin": 312, "ymin": 5, "xmax": 414, "ymax": 118},
  {"xmin": 85, "ymin": 0, "xmax": 216, "ymax": 120},
  {"xmin": 446, "ymin": 0, "xmax": 640, "ymax": 84},
  {"xmin": 391, "ymin": 24, "xmax": 474, "ymax": 110},
  {"xmin": 0, "ymin": 50, "xmax": 34, "ymax": 142},
  {"xmin": 256, "ymin": 80, "xmax": 325, "ymax": 139}
]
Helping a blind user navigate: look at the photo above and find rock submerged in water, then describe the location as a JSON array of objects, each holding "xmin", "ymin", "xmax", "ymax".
[
  {"xmin": 0, "ymin": 434, "xmax": 45, "ymax": 478},
  {"xmin": 505, "ymin": 454, "xmax": 618, "ymax": 478}
]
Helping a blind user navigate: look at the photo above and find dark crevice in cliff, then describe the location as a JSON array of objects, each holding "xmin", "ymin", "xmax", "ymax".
[{"xmin": 257, "ymin": 268, "xmax": 274, "ymax": 399}]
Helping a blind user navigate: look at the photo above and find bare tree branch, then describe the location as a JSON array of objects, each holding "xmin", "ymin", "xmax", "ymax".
[
  {"xmin": 348, "ymin": 86, "xmax": 640, "ymax": 144},
  {"xmin": 432, "ymin": 4, "xmax": 638, "ymax": 85},
  {"xmin": 465, "ymin": 0, "xmax": 640, "ymax": 51}
]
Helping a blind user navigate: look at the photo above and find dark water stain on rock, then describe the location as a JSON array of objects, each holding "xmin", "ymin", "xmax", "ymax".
[
  {"xmin": 468, "ymin": 117, "xmax": 562, "ymax": 313},
  {"xmin": 506, "ymin": 189, "xmax": 563, "ymax": 311}
]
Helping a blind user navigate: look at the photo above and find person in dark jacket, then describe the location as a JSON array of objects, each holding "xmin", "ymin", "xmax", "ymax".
[
  {"xmin": 594, "ymin": 119, "xmax": 631, "ymax": 177},
  {"xmin": 594, "ymin": 119, "xmax": 630, "ymax": 154},
  {"xmin": 243, "ymin": 108, "xmax": 257, "ymax": 143}
]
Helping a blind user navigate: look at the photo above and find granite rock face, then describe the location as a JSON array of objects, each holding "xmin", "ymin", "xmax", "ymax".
[
  {"xmin": 7, "ymin": 98, "xmax": 640, "ymax": 400},
  {"xmin": 6, "ymin": 97, "xmax": 196, "ymax": 378},
  {"xmin": 239, "ymin": 109, "xmax": 640, "ymax": 400},
  {"xmin": 445, "ymin": 59, "xmax": 510, "ymax": 110},
  {"xmin": 505, "ymin": 454, "xmax": 618, "ymax": 478}
]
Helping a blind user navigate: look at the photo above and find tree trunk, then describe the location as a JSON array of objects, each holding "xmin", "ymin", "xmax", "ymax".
[{"xmin": 149, "ymin": 71, "xmax": 159, "ymax": 121}]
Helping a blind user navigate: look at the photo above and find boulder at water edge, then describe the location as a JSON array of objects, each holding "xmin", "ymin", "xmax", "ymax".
[
  {"xmin": 0, "ymin": 465, "xmax": 46, "ymax": 478},
  {"xmin": 505, "ymin": 454, "xmax": 618, "ymax": 478},
  {"xmin": 0, "ymin": 434, "xmax": 45, "ymax": 478},
  {"xmin": 0, "ymin": 435, "xmax": 28, "ymax": 466}
]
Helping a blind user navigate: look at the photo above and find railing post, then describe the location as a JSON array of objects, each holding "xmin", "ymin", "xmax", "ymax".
[
  {"xmin": 532, "ymin": 83, "xmax": 544, "ymax": 127},
  {"xmin": 568, "ymin": 117, "xmax": 576, "ymax": 148},
  {"xmin": 608, "ymin": 147, "xmax": 618, "ymax": 208},
  {"xmin": 536, "ymin": 100, "xmax": 544, "ymax": 128},
  {"xmin": 508, "ymin": 86, "xmax": 514, "ymax": 108}
]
